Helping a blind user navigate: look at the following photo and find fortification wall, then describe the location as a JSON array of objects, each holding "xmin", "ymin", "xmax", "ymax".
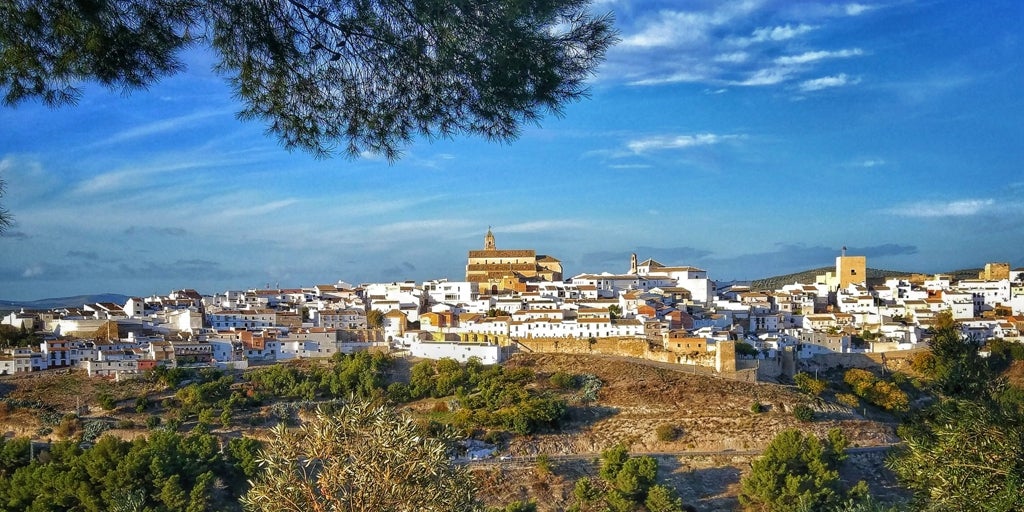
[{"xmin": 514, "ymin": 336, "xmax": 717, "ymax": 368}]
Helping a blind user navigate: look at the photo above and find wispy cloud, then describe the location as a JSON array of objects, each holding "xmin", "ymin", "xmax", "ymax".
[
  {"xmin": 123, "ymin": 226, "xmax": 188, "ymax": 237},
  {"xmin": 735, "ymin": 23, "xmax": 817, "ymax": 46},
  {"xmin": 91, "ymin": 109, "xmax": 229, "ymax": 147},
  {"xmin": 374, "ymin": 219, "xmax": 475, "ymax": 237},
  {"xmin": 608, "ymin": 163, "xmax": 654, "ymax": 170},
  {"xmin": 775, "ymin": 48, "xmax": 863, "ymax": 65},
  {"xmin": 217, "ymin": 199, "xmax": 300, "ymax": 219},
  {"xmin": 844, "ymin": 3, "xmax": 875, "ymax": 16},
  {"xmin": 72, "ymin": 159, "xmax": 222, "ymax": 196},
  {"xmin": 736, "ymin": 67, "xmax": 797, "ymax": 86},
  {"xmin": 854, "ymin": 159, "xmax": 886, "ymax": 168},
  {"xmin": 502, "ymin": 220, "xmax": 588, "ymax": 233},
  {"xmin": 799, "ymin": 73, "xmax": 858, "ymax": 91},
  {"xmin": 606, "ymin": 3, "xmax": 874, "ymax": 91},
  {"xmin": 885, "ymin": 199, "xmax": 996, "ymax": 218},
  {"xmin": 627, "ymin": 133, "xmax": 740, "ymax": 153}
]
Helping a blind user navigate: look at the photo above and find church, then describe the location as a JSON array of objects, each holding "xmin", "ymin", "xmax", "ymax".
[{"xmin": 465, "ymin": 228, "xmax": 563, "ymax": 295}]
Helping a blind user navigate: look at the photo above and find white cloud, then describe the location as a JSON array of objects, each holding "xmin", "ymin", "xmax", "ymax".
[
  {"xmin": 373, "ymin": 219, "xmax": 475, "ymax": 237},
  {"xmin": 738, "ymin": 24, "xmax": 816, "ymax": 45},
  {"xmin": 502, "ymin": 220, "xmax": 588, "ymax": 233},
  {"xmin": 217, "ymin": 199, "xmax": 300, "ymax": 219},
  {"xmin": 608, "ymin": 163, "xmax": 654, "ymax": 170},
  {"xmin": 91, "ymin": 109, "xmax": 229, "ymax": 147},
  {"xmin": 845, "ymin": 3, "xmax": 874, "ymax": 16},
  {"xmin": 627, "ymin": 70, "xmax": 713, "ymax": 86},
  {"xmin": 620, "ymin": 10, "xmax": 712, "ymax": 48},
  {"xmin": 715, "ymin": 52, "xmax": 749, "ymax": 63},
  {"xmin": 857, "ymin": 159, "xmax": 886, "ymax": 168},
  {"xmin": 886, "ymin": 199, "xmax": 996, "ymax": 218},
  {"xmin": 799, "ymin": 73, "xmax": 858, "ymax": 91},
  {"xmin": 73, "ymin": 160, "xmax": 212, "ymax": 195},
  {"xmin": 627, "ymin": 133, "xmax": 739, "ymax": 153},
  {"xmin": 22, "ymin": 265, "xmax": 43, "ymax": 278},
  {"xmin": 736, "ymin": 67, "xmax": 796, "ymax": 86},
  {"xmin": 775, "ymin": 48, "xmax": 863, "ymax": 65}
]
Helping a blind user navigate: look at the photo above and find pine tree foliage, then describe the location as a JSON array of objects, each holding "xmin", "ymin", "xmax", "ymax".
[
  {"xmin": 887, "ymin": 311, "xmax": 1024, "ymax": 511},
  {"xmin": 887, "ymin": 399, "xmax": 1024, "ymax": 512},
  {"xmin": 739, "ymin": 428, "xmax": 855, "ymax": 512},
  {"xmin": 242, "ymin": 398, "xmax": 479, "ymax": 512},
  {"xmin": 0, "ymin": 0, "xmax": 616, "ymax": 159}
]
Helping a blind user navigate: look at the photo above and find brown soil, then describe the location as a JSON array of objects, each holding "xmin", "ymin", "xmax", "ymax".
[{"xmin": 477, "ymin": 353, "xmax": 902, "ymax": 511}]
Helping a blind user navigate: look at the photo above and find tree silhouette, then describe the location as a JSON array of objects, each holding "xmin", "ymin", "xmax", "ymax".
[{"xmin": 1, "ymin": 0, "xmax": 616, "ymax": 158}]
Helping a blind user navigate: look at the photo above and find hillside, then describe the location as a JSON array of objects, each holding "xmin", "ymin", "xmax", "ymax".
[
  {"xmin": 0, "ymin": 353, "xmax": 902, "ymax": 511},
  {"xmin": 473, "ymin": 354, "xmax": 901, "ymax": 511},
  {"xmin": 748, "ymin": 267, "xmax": 984, "ymax": 291},
  {"xmin": 0, "ymin": 293, "xmax": 130, "ymax": 311}
]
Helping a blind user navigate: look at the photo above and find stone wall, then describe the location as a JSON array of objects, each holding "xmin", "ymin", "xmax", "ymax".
[
  {"xmin": 800, "ymin": 348, "xmax": 928, "ymax": 374},
  {"xmin": 514, "ymin": 336, "xmax": 717, "ymax": 368}
]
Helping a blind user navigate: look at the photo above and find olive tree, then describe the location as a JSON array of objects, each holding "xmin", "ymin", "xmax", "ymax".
[{"xmin": 242, "ymin": 398, "xmax": 479, "ymax": 512}]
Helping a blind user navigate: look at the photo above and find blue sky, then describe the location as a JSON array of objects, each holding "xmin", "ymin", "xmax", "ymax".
[{"xmin": 1, "ymin": 0, "xmax": 1022, "ymax": 300}]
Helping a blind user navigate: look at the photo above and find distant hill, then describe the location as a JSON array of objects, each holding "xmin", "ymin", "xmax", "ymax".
[
  {"xmin": 0, "ymin": 293, "xmax": 130, "ymax": 312},
  {"xmin": 748, "ymin": 267, "xmax": 984, "ymax": 291}
]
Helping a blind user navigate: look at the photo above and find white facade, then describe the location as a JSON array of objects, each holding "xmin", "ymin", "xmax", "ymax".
[
  {"xmin": 408, "ymin": 339, "xmax": 501, "ymax": 364},
  {"xmin": 423, "ymin": 280, "xmax": 477, "ymax": 305}
]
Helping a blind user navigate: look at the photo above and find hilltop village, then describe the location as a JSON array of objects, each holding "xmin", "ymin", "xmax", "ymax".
[{"xmin": 3, "ymin": 230, "xmax": 1023, "ymax": 381}]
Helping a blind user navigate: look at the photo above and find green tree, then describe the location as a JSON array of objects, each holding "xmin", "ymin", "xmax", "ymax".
[
  {"xmin": 242, "ymin": 398, "xmax": 479, "ymax": 511},
  {"xmin": 367, "ymin": 308, "xmax": 385, "ymax": 329},
  {"xmin": 573, "ymin": 476, "xmax": 602, "ymax": 507},
  {"xmin": 644, "ymin": 484, "xmax": 687, "ymax": 512},
  {"xmin": 598, "ymin": 444, "xmax": 629, "ymax": 482},
  {"xmin": 739, "ymin": 428, "xmax": 859, "ymax": 512},
  {"xmin": 735, "ymin": 341, "xmax": 759, "ymax": 357},
  {"xmin": 887, "ymin": 398, "xmax": 1024, "ymax": 511},
  {"xmin": 1, "ymin": 0, "xmax": 614, "ymax": 160},
  {"xmin": 614, "ymin": 456, "xmax": 657, "ymax": 499},
  {"xmin": 186, "ymin": 471, "xmax": 215, "ymax": 512},
  {"xmin": 926, "ymin": 311, "xmax": 999, "ymax": 399},
  {"xmin": 607, "ymin": 304, "xmax": 622, "ymax": 320},
  {"xmin": 158, "ymin": 474, "xmax": 189, "ymax": 511}
]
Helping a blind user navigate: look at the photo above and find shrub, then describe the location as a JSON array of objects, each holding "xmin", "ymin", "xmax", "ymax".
[
  {"xmin": 535, "ymin": 453, "xmax": 552, "ymax": 476},
  {"xmin": 55, "ymin": 415, "xmax": 81, "ymax": 438},
  {"xmin": 98, "ymin": 394, "xmax": 117, "ymax": 411},
  {"xmin": 794, "ymin": 372, "xmax": 827, "ymax": 396},
  {"xmin": 549, "ymin": 371, "xmax": 576, "ymax": 389},
  {"xmin": 836, "ymin": 393, "xmax": 860, "ymax": 408},
  {"xmin": 146, "ymin": 415, "xmax": 162, "ymax": 429},
  {"xmin": 844, "ymin": 369, "xmax": 909, "ymax": 412},
  {"xmin": 655, "ymin": 424, "xmax": 679, "ymax": 442},
  {"xmin": 81, "ymin": 420, "xmax": 110, "ymax": 442},
  {"xmin": 793, "ymin": 404, "xmax": 815, "ymax": 422}
]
